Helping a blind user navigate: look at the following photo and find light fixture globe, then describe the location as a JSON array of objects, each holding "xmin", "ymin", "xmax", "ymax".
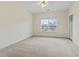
[{"xmin": 40, "ymin": 1, "xmax": 48, "ymax": 8}]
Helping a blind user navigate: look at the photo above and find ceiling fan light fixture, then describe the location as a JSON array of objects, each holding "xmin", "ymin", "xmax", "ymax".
[{"xmin": 40, "ymin": 0, "xmax": 48, "ymax": 8}]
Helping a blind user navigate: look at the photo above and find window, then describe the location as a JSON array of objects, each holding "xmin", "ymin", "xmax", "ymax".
[{"xmin": 41, "ymin": 19, "xmax": 58, "ymax": 32}]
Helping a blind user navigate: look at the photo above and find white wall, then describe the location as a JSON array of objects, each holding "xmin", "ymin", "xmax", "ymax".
[
  {"xmin": 0, "ymin": 2, "xmax": 33, "ymax": 49},
  {"xmin": 69, "ymin": 2, "xmax": 79, "ymax": 46},
  {"xmin": 33, "ymin": 11, "xmax": 69, "ymax": 38}
]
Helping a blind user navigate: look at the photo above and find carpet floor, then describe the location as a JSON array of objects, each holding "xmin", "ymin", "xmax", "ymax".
[{"xmin": 0, "ymin": 37, "xmax": 79, "ymax": 57}]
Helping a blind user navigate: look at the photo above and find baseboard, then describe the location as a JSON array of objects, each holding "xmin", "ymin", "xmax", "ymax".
[
  {"xmin": 0, "ymin": 35, "xmax": 32, "ymax": 49},
  {"xmin": 32, "ymin": 35, "xmax": 70, "ymax": 39}
]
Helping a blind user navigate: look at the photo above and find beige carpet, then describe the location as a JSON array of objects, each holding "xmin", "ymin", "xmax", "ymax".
[{"xmin": 0, "ymin": 37, "xmax": 79, "ymax": 57}]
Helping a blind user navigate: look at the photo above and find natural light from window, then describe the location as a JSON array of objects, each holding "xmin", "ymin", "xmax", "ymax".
[{"xmin": 41, "ymin": 19, "xmax": 58, "ymax": 32}]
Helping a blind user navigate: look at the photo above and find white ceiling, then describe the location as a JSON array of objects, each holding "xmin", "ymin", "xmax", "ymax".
[{"xmin": 16, "ymin": 1, "xmax": 73, "ymax": 13}]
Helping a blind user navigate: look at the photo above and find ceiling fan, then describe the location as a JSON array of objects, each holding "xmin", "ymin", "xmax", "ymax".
[{"xmin": 40, "ymin": 0, "xmax": 48, "ymax": 8}]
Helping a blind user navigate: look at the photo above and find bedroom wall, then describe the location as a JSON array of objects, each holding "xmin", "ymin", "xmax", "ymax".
[
  {"xmin": 33, "ymin": 11, "xmax": 69, "ymax": 38},
  {"xmin": 69, "ymin": 2, "xmax": 79, "ymax": 46},
  {"xmin": 0, "ymin": 2, "xmax": 33, "ymax": 49}
]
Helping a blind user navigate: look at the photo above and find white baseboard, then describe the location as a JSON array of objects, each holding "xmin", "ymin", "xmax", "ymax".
[
  {"xmin": 0, "ymin": 35, "xmax": 32, "ymax": 49},
  {"xmin": 32, "ymin": 35, "xmax": 70, "ymax": 39}
]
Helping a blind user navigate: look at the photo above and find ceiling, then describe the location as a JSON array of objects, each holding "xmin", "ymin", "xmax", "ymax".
[{"xmin": 16, "ymin": 1, "xmax": 73, "ymax": 13}]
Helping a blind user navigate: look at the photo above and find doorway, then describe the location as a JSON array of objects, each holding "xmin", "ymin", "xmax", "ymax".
[{"xmin": 69, "ymin": 15, "xmax": 73, "ymax": 40}]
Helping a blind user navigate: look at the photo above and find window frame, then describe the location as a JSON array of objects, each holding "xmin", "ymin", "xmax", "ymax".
[{"xmin": 40, "ymin": 18, "xmax": 58, "ymax": 32}]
